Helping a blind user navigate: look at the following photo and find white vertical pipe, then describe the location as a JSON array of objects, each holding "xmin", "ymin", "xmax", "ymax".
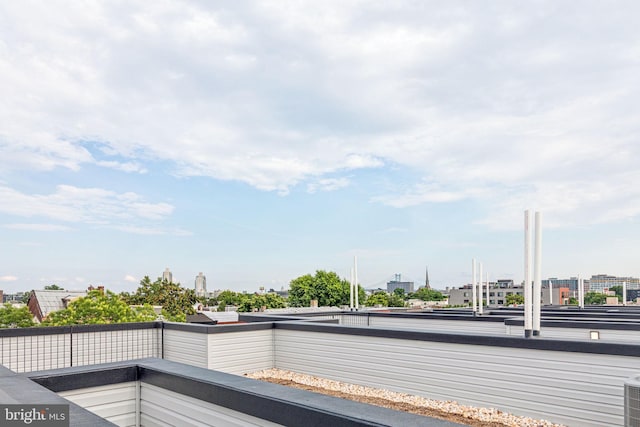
[
  {"xmin": 349, "ymin": 267, "xmax": 354, "ymax": 310},
  {"xmin": 549, "ymin": 279, "xmax": 553, "ymax": 305},
  {"xmin": 478, "ymin": 262, "xmax": 484, "ymax": 314},
  {"xmin": 486, "ymin": 272, "xmax": 490, "ymax": 309},
  {"xmin": 578, "ymin": 276, "xmax": 584, "ymax": 309},
  {"xmin": 354, "ymin": 256, "xmax": 359, "ymax": 310},
  {"xmin": 623, "ymin": 281, "xmax": 627, "ymax": 306},
  {"xmin": 533, "ymin": 211, "xmax": 542, "ymax": 336},
  {"xmin": 524, "ymin": 210, "xmax": 532, "ymax": 337},
  {"xmin": 472, "ymin": 259, "xmax": 477, "ymax": 313}
]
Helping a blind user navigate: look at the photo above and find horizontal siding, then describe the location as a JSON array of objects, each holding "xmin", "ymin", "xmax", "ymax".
[
  {"xmin": 140, "ymin": 382, "xmax": 283, "ymax": 427},
  {"xmin": 274, "ymin": 329, "xmax": 638, "ymax": 427},
  {"xmin": 506, "ymin": 325, "xmax": 640, "ymax": 343},
  {"xmin": 0, "ymin": 334, "xmax": 70, "ymax": 372},
  {"xmin": 59, "ymin": 382, "xmax": 137, "ymax": 427},
  {"xmin": 163, "ymin": 330, "xmax": 208, "ymax": 368},
  {"xmin": 367, "ymin": 317, "xmax": 507, "ymax": 335},
  {"xmin": 208, "ymin": 329, "xmax": 273, "ymax": 374}
]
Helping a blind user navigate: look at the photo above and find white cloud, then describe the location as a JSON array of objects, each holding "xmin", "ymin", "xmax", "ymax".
[
  {"xmin": 0, "ymin": 275, "xmax": 18, "ymax": 282},
  {"xmin": 307, "ymin": 177, "xmax": 350, "ymax": 194},
  {"xmin": 124, "ymin": 275, "xmax": 138, "ymax": 283},
  {"xmin": 0, "ymin": 184, "xmax": 173, "ymax": 226},
  {"xmin": 0, "ymin": 2, "xmax": 639, "ymax": 228},
  {"xmin": 113, "ymin": 225, "xmax": 192, "ymax": 236},
  {"xmin": 4, "ymin": 223, "xmax": 71, "ymax": 231}
]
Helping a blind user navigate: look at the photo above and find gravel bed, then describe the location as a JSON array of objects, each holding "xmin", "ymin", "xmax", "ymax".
[{"xmin": 245, "ymin": 369, "xmax": 567, "ymax": 427}]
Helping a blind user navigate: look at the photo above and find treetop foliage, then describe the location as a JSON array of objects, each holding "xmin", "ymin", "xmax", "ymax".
[
  {"xmin": 0, "ymin": 304, "xmax": 35, "ymax": 328},
  {"xmin": 42, "ymin": 290, "xmax": 157, "ymax": 326},
  {"xmin": 288, "ymin": 270, "xmax": 364, "ymax": 308},
  {"xmin": 121, "ymin": 276, "xmax": 198, "ymax": 322}
]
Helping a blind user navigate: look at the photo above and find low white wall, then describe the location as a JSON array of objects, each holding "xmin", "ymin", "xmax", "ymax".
[
  {"xmin": 140, "ymin": 382, "xmax": 283, "ymax": 427},
  {"xmin": 162, "ymin": 329, "xmax": 208, "ymax": 368},
  {"xmin": 207, "ymin": 329, "xmax": 273, "ymax": 374},
  {"xmin": 274, "ymin": 328, "xmax": 636, "ymax": 427},
  {"xmin": 59, "ymin": 382, "xmax": 137, "ymax": 427}
]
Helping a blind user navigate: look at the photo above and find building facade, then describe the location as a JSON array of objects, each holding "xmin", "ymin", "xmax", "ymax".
[
  {"xmin": 195, "ymin": 272, "xmax": 207, "ymax": 297},
  {"xmin": 386, "ymin": 279, "xmax": 414, "ymax": 294},
  {"xmin": 162, "ymin": 268, "xmax": 173, "ymax": 283},
  {"xmin": 588, "ymin": 274, "xmax": 640, "ymax": 293}
]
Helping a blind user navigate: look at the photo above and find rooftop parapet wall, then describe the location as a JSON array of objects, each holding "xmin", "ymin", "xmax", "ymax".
[{"xmin": 26, "ymin": 358, "xmax": 460, "ymax": 427}]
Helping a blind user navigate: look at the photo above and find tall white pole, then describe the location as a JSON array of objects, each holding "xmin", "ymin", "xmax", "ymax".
[
  {"xmin": 533, "ymin": 211, "xmax": 542, "ymax": 336},
  {"xmin": 524, "ymin": 210, "xmax": 532, "ymax": 337},
  {"xmin": 578, "ymin": 276, "xmax": 584, "ymax": 309},
  {"xmin": 549, "ymin": 279, "xmax": 553, "ymax": 305},
  {"xmin": 486, "ymin": 272, "xmax": 490, "ymax": 309},
  {"xmin": 350, "ymin": 267, "xmax": 354, "ymax": 310},
  {"xmin": 479, "ymin": 262, "xmax": 484, "ymax": 315},
  {"xmin": 472, "ymin": 259, "xmax": 477, "ymax": 314},
  {"xmin": 623, "ymin": 281, "xmax": 627, "ymax": 306},
  {"xmin": 354, "ymin": 256, "xmax": 359, "ymax": 310}
]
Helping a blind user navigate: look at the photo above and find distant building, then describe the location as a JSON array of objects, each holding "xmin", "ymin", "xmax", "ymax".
[
  {"xmin": 541, "ymin": 287, "xmax": 571, "ymax": 305},
  {"xmin": 588, "ymin": 274, "xmax": 640, "ymax": 293},
  {"xmin": 2, "ymin": 291, "xmax": 27, "ymax": 304},
  {"xmin": 387, "ymin": 274, "xmax": 414, "ymax": 294},
  {"xmin": 448, "ymin": 281, "xmax": 524, "ymax": 307},
  {"xmin": 195, "ymin": 272, "xmax": 207, "ymax": 297},
  {"xmin": 542, "ymin": 277, "xmax": 588, "ymax": 294},
  {"xmin": 162, "ymin": 268, "xmax": 173, "ymax": 283},
  {"xmin": 27, "ymin": 289, "xmax": 88, "ymax": 323}
]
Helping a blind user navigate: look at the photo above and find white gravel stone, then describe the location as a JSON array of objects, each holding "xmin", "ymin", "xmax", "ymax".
[{"xmin": 245, "ymin": 368, "xmax": 567, "ymax": 427}]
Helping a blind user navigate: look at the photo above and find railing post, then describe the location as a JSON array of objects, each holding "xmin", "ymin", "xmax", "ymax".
[{"xmin": 70, "ymin": 326, "xmax": 73, "ymax": 367}]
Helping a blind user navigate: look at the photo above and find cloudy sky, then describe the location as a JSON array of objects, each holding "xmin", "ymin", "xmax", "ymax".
[{"xmin": 1, "ymin": 1, "xmax": 639, "ymax": 293}]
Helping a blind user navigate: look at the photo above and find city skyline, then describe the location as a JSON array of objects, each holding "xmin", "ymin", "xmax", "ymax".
[{"xmin": 1, "ymin": 2, "xmax": 639, "ymax": 293}]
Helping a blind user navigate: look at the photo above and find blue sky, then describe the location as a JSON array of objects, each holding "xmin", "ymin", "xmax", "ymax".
[{"xmin": 1, "ymin": 1, "xmax": 639, "ymax": 293}]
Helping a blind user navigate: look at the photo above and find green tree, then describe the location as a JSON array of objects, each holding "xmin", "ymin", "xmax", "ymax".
[
  {"xmin": 121, "ymin": 276, "xmax": 197, "ymax": 322},
  {"xmin": 584, "ymin": 292, "xmax": 607, "ymax": 305},
  {"xmin": 365, "ymin": 291, "xmax": 389, "ymax": 307},
  {"xmin": 288, "ymin": 270, "xmax": 364, "ymax": 307},
  {"xmin": 45, "ymin": 284, "xmax": 64, "ymax": 290},
  {"xmin": 568, "ymin": 297, "xmax": 578, "ymax": 305},
  {"xmin": 505, "ymin": 293, "xmax": 525, "ymax": 305},
  {"xmin": 410, "ymin": 287, "xmax": 446, "ymax": 301},
  {"xmin": 43, "ymin": 290, "xmax": 157, "ymax": 326},
  {"xmin": 237, "ymin": 293, "xmax": 287, "ymax": 312},
  {"xmin": 0, "ymin": 304, "xmax": 35, "ymax": 328},
  {"xmin": 215, "ymin": 290, "xmax": 248, "ymax": 307},
  {"xmin": 392, "ymin": 288, "xmax": 406, "ymax": 299},
  {"xmin": 387, "ymin": 293, "xmax": 406, "ymax": 307}
]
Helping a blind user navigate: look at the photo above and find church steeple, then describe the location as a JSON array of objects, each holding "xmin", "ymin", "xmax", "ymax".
[{"xmin": 425, "ymin": 266, "xmax": 430, "ymax": 289}]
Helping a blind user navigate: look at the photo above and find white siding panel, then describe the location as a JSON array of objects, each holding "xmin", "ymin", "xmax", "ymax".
[
  {"xmin": 207, "ymin": 330, "xmax": 273, "ymax": 374},
  {"xmin": 368, "ymin": 317, "xmax": 507, "ymax": 335},
  {"xmin": 163, "ymin": 330, "xmax": 208, "ymax": 368},
  {"xmin": 59, "ymin": 382, "xmax": 137, "ymax": 427},
  {"xmin": 140, "ymin": 382, "xmax": 283, "ymax": 427},
  {"xmin": 274, "ymin": 329, "xmax": 637, "ymax": 427},
  {"xmin": 506, "ymin": 325, "xmax": 640, "ymax": 343}
]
